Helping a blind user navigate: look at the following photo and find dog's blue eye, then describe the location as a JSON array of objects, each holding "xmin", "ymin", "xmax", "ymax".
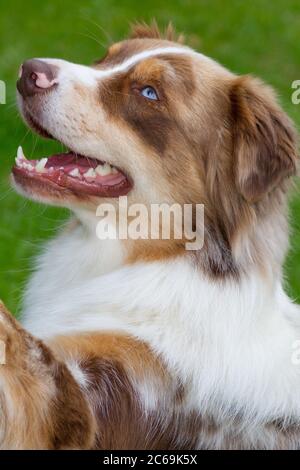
[{"xmin": 140, "ymin": 86, "xmax": 158, "ymax": 101}]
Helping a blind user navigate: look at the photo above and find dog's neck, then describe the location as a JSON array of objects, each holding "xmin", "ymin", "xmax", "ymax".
[
  {"xmin": 22, "ymin": 203, "xmax": 293, "ymax": 335},
  {"xmin": 71, "ymin": 196, "xmax": 291, "ymax": 282}
]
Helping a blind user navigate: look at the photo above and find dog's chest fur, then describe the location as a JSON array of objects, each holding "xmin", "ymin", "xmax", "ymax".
[{"xmin": 20, "ymin": 217, "xmax": 300, "ymax": 449}]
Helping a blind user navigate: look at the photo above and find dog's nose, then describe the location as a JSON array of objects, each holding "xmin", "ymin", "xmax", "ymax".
[{"xmin": 17, "ymin": 59, "xmax": 58, "ymax": 98}]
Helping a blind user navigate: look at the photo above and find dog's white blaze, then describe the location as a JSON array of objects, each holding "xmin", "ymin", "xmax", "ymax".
[
  {"xmin": 38, "ymin": 47, "xmax": 220, "ymax": 87},
  {"xmin": 94, "ymin": 46, "xmax": 216, "ymax": 78}
]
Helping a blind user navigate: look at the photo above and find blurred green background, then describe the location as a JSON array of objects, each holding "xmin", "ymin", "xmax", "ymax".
[{"xmin": 0, "ymin": 0, "xmax": 299, "ymax": 314}]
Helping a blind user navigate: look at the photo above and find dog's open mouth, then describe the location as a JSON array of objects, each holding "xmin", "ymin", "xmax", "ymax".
[{"xmin": 12, "ymin": 146, "xmax": 132, "ymax": 197}]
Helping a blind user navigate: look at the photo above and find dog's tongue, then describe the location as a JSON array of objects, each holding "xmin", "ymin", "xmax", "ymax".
[
  {"xmin": 45, "ymin": 152, "xmax": 100, "ymax": 171},
  {"xmin": 45, "ymin": 153, "xmax": 79, "ymax": 168}
]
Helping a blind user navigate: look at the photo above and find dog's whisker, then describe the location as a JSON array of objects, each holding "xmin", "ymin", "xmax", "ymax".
[
  {"xmin": 84, "ymin": 19, "xmax": 114, "ymax": 45},
  {"xmin": 0, "ymin": 188, "xmax": 14, "ymax": 202},
  {"xmin": 79, "ymin": 31, "xmax": 107, "ymax": 51}
]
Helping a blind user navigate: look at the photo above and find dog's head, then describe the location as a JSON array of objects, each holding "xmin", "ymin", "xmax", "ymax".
[{"xmin": 13, "ymin": 23, "xmax": 298, "ymax": 270}]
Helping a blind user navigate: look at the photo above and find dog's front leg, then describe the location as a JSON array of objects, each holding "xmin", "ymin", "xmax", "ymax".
[{"xmin": 0, "ymin": 301, "xmax": 96, "ymax": 449}]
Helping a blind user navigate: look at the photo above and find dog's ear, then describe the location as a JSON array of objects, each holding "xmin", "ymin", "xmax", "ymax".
[{"xmin": 230, "ymin": 76, "xmax": 298, "ymax": 203}]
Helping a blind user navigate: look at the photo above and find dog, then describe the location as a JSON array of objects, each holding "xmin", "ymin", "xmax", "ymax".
[{"xmin": 1, "ymin": 22, "xmax": 300, "ymax": 449}]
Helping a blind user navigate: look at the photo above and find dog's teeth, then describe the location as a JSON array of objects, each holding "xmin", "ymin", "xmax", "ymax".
[
  {"xmin": 103, "ymin": 163, "xmax": 113, "ymax": 175},
  {"xmin": 69, "ymin": 168, "xmax": 80, "ymax": 178},
  {"xmin": 25, "ymin": 163, "xmax": 34, "ymax": 171},
  {"xmin": 95, "ymin": 165, "xmax": 106, "ymax": 176},
  {"xmin": 17, "ymin": 146, "xmax": 27, "ymax": 161},
  {"xmin": 16, "ymin": 146, "xmax": 27, "ymax": 166},
  {"xmin": 83, "ymin": 168, "xmax": 96, "ymax": 179},
  {"xmin": 96, "ymin": 163, "xmax": 112, "ymax": 176},
  {"xmin": 35, "ymin": 158, "xmax": 48, "ymax": 173},
  {"xmin": 17, "ymin": 146, "xmax": 23, "ymax": 159}
]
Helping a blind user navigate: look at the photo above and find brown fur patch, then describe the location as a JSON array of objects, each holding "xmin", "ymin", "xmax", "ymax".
[
  {"xmin": 125, "ymin": 239, "xmax": 186, "ymax": 264},
  {"xmin": 50, "ymin": 333, "xmax": 165, "ymax": 379},
  {"xmin": 50, "ymin": 333, "xmax": 202, "ymax": 449},
  {"xmin": 50, "ymin": 361, "xmax": 95, "ymax": 449},
  {"xmin": 98, "ymin": 54, "xmax": 195, "ymax": 155},
  {"xmin": 230, "ymin": 76, "xmax": 298, "ymax": 203}
]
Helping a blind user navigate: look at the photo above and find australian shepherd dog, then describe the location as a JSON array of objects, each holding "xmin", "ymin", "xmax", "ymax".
[{"xmin": 0, "ymin": 23, "xmax": 300, "ymax": 449}]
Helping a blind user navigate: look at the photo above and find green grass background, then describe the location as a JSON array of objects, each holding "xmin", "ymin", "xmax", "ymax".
[{"xmin": 0, "ymin": 0, "xmax": 299, "ymax": 314}]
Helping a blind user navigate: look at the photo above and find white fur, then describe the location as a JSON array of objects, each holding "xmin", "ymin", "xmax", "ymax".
[{"xmin": 67, "ymin": 360, "xmax": 88, "ymax": 389}]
